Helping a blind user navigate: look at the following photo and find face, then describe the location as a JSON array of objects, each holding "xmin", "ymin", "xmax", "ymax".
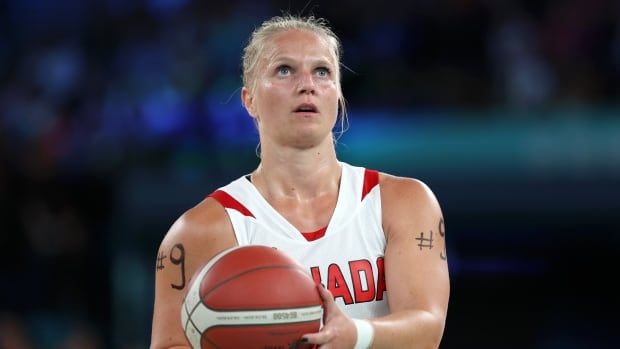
[{"xmin": 242, "ymin": 29, "xmax": 340, "ymax": 149}]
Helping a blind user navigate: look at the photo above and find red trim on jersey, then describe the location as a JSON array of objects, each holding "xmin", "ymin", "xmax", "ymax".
[
  {"xmin": 361, "ymin": 169, "xmax": 379, "ymax": 201},
  {"xmin": 301, "ymin": 226, "xmax": 327, "ymax": 241},
  {"xmin": 209, "ymin": 190, "xmax": 255, "ymax": 218}
]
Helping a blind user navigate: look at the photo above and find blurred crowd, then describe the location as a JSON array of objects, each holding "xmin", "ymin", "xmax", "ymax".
[{"xmin": 1, "ymin": 0, "xmax": 619, "ymax": 348}]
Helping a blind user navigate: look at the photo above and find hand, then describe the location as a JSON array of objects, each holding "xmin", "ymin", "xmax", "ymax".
[{"xmin": 302, "ymin": 284, "xmax": 358, "ymax": 349}]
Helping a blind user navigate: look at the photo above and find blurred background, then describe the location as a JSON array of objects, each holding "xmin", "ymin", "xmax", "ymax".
[{"xmin": 0, "ymin": 0, "xmax": 619, "ymax": 348}]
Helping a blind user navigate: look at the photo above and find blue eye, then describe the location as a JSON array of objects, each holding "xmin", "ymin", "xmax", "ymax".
[
  {"xmin": 316, "ymin": 67, "xmax": 330, "ymax": 77},
  {"xmin": 277, "ymin": 66, "xmax": 291, "ymax": 76}
]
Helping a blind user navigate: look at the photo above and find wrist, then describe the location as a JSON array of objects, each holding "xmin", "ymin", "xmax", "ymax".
[{"xmin": 352, "ymin": 318, "xmax": 375, "ymax": 349}]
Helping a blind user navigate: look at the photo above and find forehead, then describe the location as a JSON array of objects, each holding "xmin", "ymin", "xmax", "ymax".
[{"xmin": 263, "ymin": 29, "xmax": 336, "ymax": 64}]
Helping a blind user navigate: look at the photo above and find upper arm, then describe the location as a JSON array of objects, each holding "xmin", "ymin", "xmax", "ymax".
[
  {"xmin": 150, "ymin": 198, "xmax": 238, "ymax": 349},
  {"xmin": 380, "ymin": 174, "xmax": 449, "ymax": 320}
]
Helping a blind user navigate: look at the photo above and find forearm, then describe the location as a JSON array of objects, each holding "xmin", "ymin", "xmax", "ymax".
[
  {"xmin": 150, "ymin": 344, "xmax": 191, "ymax": 349},
  {"xmin": 369, "ymin": 309, "xmax": 445, "ymax": 349}
]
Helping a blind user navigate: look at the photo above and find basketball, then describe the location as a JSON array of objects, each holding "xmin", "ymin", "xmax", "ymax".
[{"xmin": 181, "ymin": 245, "xmax": 323, "ymax": 349}]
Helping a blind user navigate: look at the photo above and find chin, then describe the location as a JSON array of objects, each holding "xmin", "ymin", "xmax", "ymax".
[{"xmin": 289, "ymin": 131, "xmax": 332, "ymax": 149}]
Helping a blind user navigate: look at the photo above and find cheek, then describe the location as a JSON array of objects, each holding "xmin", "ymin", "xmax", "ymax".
[
  {"xmin": 254, "ymin": 80, "xmax": 278, "ymax": 114},
  {"xmin": 257, "ymin": 79, "xmax": 290, "ymax": 101},
  {"xmin": 325, "ymin": 80, "xmax": 338, "ymax": 94},
  {"xmin": 324, "ymin": 82, "xmax": 340, "ymax": 108}
]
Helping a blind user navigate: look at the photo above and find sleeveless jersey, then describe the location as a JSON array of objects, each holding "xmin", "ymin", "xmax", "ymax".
[{"xmin": 209, "ymin": 162, "xmax": 389, "ymax": 319}]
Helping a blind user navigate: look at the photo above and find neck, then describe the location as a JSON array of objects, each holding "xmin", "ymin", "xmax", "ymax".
[{"xmin": 252, "ymin": 137, "xmax": 341, "ymax": 201}]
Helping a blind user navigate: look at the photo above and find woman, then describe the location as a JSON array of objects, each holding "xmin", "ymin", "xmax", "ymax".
[{"xmin": 151, "ymin": 15, "xmax": 449, "ymax": 349}]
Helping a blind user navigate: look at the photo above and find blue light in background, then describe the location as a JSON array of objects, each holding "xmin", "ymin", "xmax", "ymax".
[
  {"xmin": 203, "ymin": 91, "xmax": 257, "ymax": 146},
  {"xmin": 34, "ymin": 45, "xmax": 84, "ymax": 100},
  {"xmin": 140, "ymin": 86, "xmax": 190, "ymax": 136}
]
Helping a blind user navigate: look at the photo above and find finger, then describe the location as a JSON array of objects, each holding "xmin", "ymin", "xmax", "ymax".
[
  {"xmin": 317, "ymin": 284, "xmax": 336, "ymax": 311},
  {"xmin": 291, "ymin": 338, "xmax": 322, "ymax": 349},
  {"xmin": 316, "ymin": 284, "xmax": 338, "ymax": 324},
  {"xmin": 316, "ymin": 284, "xmax": 334, "ymax": 303},
  {"xmin": 301, "ymin": 327, "xmax": 331, "ymax": 346}
]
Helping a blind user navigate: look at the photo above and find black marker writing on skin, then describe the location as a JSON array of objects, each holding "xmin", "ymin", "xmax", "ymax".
[
  {"xmin": 415, "ymin": 230, "xmax": 434, "ymax": 250},
  {"xmin": 170, "ymin": 244, "xmax": 186, "ymax": 290},
  {"xmin": 439, "ymin": 218, "xmax": 447, "ymax": 260}
]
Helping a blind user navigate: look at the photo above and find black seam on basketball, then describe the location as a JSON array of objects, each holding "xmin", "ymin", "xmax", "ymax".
[
  {"xmin": 185, "ymin": 296, "xmax": 207, "ymax": 346},
  {"xmin": 203, "ymin": 334, "xmax": 221, "ymax": 349},
  {"xmin": 186, "ymin": 316, "xmax": 202, "ymax": 345},
  {"xmin": 207, "ymin": 246, "xmax": 264, "ymax": 273},
  {"xmin": 196, "ymin": 247, "xmax": 299, "ymax": 292},
  {"xmin": 191, "ymin": 265, "xmax": 313, "ymax": 314},
  {"xmin": 184, "ymin": 299, "xmax": 192, "ymax": 334}
]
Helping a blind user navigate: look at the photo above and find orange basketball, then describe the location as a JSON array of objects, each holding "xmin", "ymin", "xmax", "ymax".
[{"xmin": 181, "ymin": 245, "xmax": 323, "ymax": 349}]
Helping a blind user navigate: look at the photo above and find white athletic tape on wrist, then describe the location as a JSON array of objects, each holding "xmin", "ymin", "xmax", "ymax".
[{"xmin": 352, "ymin": 319, "xmax": 374, "ymax": 349}]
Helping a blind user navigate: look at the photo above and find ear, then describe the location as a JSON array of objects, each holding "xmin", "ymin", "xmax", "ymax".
[{"xmin": 241, "ymin": 87, "xmax": 258, "ymax": 118}]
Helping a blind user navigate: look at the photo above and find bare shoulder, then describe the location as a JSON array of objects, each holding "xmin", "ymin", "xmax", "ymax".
[
  {"xmin": 161, "ymin": 197, "xmax": 235, "ymax": 247},
  {"xmin": 379, "ymin": 173, "xmax": 441, "ymax": 213},
  {"xmin": 157, "ymin": 196, "xmax": 238, "ymax": 274},
  {"xmin": 379, "ymin": 173, "xmax": 437, "ymax": 202},
  {"xmin": 378, "ymin": 173, "xmax": 442, "ymax": 239}
]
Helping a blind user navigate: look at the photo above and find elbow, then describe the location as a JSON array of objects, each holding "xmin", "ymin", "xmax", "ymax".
[
  {"xmin": 413, "ymin": 309, "xmax": 446, "ymax": 349},
  {"xmin": 381, "ymin": 308, "xmax": 446, "ymax": 349},
  {"xmin": 426, "ymin": 311, "xmax": 447, "ymax": 349}
]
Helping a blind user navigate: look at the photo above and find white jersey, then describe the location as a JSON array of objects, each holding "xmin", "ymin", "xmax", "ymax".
[{"xmin": 209, "ymin": 162, "xmax": 389, "ymax": 319}]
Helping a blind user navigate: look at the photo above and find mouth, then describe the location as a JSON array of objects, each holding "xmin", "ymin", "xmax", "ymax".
[{"xmin": 293, "ymin": 103, "xmax": 318, "ymax": 114}]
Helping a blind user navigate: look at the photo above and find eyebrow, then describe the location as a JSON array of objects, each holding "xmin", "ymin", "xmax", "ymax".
[{"xmin": 270, "ymin": 56, "xmax": 334, "ymax": 67}]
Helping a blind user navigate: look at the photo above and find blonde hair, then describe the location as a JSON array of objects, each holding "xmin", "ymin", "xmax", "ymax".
[{"xmin": 242, "ymin": 15, "xmax": 348, "ymax": 138}]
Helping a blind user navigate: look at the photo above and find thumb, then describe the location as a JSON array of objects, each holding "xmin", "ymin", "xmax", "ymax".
[
  {"xmin": 317, "ymin": 284, "xmax": 338, "ymax": 318},
  {"xmin": 317, "ymin": 283, "xmax": 334, "ymax": 302}
]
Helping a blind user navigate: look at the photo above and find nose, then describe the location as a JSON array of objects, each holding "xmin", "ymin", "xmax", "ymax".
[{"xmin": 296, "ymin": 71, "xmax": 316, "ymax": 95}]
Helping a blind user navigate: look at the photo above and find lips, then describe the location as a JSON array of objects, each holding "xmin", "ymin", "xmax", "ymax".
[{"xmin": 294, "ymin": 103, "xmax": 318, "ymax": 113}]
